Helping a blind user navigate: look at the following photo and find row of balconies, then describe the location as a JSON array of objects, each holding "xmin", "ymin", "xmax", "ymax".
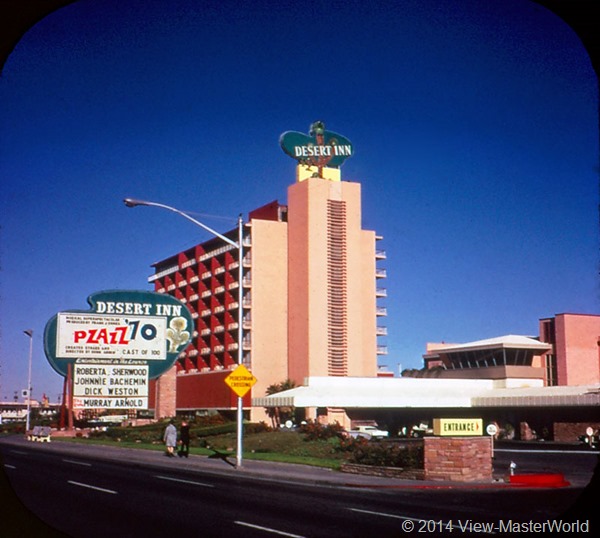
[
  {"xmin": 197, "ymin": 243, "xmax": 236, "ymax": 263},
  {"xmin": 198, "ymin": 343, "xmax": 239, "ymax": 356},
  {"xmin": 199, "ymin": 321, "xmax": 240, "ymax": 337},
  {"xmin": 165, "ymin": 267, "xmax": 248, "ymax": 295},
  {"xmin": 375, "ymin": 237, "xmax": 388, "ymax": 350},
  {"xmin": 178, "ymin": 352, "xmax": 252, "ymax": 374}
]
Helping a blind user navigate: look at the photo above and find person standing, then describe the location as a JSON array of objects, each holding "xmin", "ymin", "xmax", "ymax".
[
  {"xmin": 163, "ymin": 420, "xmax": 177, "ymax": 457},
  {"xmin": 179, "ymin": 420, "xmax": 190, "ymax": 458}
]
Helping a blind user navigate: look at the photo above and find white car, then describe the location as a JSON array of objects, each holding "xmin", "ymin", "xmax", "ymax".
[{"xmin": 349, "ymin": 425, "xmax": 389, "ymax": 440}]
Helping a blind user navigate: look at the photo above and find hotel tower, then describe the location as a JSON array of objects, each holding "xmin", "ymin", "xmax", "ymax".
[{"xmin": 148, "ymin": 124, "xmax": 387, "ymax": 422}]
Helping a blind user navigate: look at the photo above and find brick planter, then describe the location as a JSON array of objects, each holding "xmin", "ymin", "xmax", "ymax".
[
  {"xmin": 423, "ymin": 436, "xmax": 492, "ymax": 482},
  {"xmin": 340, "ymin": 462, "xmax": 425, "ymax": 480},
  {"xmin": 340, "ymin": 437, "xmax": 493, "ymax": 482}
]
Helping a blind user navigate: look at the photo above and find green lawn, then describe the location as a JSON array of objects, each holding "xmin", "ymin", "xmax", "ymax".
[{"xmin": 54, "ymin": 428, "xmax": 346, "ymax": 470}]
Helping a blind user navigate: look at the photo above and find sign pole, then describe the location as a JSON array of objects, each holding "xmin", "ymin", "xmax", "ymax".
[
  {"xmin": 67, "ymin": 362, "xmax": 74, "ymax": 431},
  {"xmin": 24, "ymin": 330, "xmax": 33, "ymax": 433},
  {"xmin": 236, "ymin": 215, "xmax": 244, "ymax": 468},
  {"xmin": 225, "ymin": 363, "xmax": 257, "ymax": 469},
  {"xmin": 486, "ymin": 423, "xmax": 498, "ymax": 458}
]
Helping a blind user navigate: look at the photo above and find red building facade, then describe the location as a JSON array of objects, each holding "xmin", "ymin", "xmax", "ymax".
[{"xmin": 539, "ymin": 313, "xmax": 600, "ymax": 386}]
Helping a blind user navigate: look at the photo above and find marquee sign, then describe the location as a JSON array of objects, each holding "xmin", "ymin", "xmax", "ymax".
[
  {"xmin": 73, "ymin": 363, "xmax": 149, "ymax": 410},
  {"xmin": 279, "ymin": 121, "xmax": 353, "ymax": 170},
  {"xmin": 44, "ymin": 290, "xmax": 193, "ymax": 381}
]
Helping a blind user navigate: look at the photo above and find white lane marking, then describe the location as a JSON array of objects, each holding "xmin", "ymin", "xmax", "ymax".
[
  {"xmin": 155, "ymin": 475, "xmax": 214, "ymax": 488},
  {"xmin": 235, "ymin": 521, "xmax": 306, "ymax": 538},
  {"xmin": 4, "ymin": 464, "xmax": 16, "ymax": 469},
  {"xmin": 68, "ymin": 480, "xmax": 117, "ymax": 495},
  {"xmin": 63, "ymin": 459, "xmax": 92, "ymax": 467},
  {"xmin": 349, "ymin": 507, "xmax": 416, "ymax": 520},
  {"xmin": 10, "ymin": 450, "xmax": 28, "ymax": 455}
]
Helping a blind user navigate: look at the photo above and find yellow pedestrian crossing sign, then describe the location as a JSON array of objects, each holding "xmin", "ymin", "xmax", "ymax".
[{"xmin": 224, "ymin": 364, "xmax": 257, "ymax": 398}]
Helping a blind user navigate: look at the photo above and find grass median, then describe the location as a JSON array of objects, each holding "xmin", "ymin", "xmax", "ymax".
[{"xmin": 54, "ymin": 426, "xmax": 345, "ymax": 470}]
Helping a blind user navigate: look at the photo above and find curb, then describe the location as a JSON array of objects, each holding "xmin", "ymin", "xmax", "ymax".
[{"xmin": 509, "ymin": 473, "xmax": 570, "ymax": 488}]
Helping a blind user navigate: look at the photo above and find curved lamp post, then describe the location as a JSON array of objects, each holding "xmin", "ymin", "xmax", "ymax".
[
  {"xmin": 124, "ymin": 198, "xmax": 245, "ymax": 468},
  {"xmin": 24, "ymin": 329, "xmax": 33, "ymax": 432}
]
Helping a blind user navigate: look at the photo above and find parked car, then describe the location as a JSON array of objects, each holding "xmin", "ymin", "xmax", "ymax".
[
  {"xmin": 409, "ymin": 422, "xmax": 434, "ymax": 437},
  {"xmin": 348, "ymin": 425, "xmax": 389, "ymax": 440},
  {"xmin": 578, "ymin": 433, "xmax": 599, "ymax": 449}
]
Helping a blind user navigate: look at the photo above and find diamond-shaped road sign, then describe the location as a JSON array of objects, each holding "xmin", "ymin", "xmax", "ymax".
[{"xmin": 224, "ymin": 364, "xmax": 257, "ymax": 398}]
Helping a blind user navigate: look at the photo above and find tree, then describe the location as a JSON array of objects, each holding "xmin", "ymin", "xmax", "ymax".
[{"xmin": 264, "ymin": 379, "xmax": 296, "ymax": 428}]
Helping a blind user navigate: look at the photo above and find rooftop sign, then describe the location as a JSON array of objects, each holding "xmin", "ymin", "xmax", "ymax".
[
  {"xmin": 279, "ymin": 121, "xmax": 353, "ymax": 170},
  {"xmin": 44, "ymin": 290, "xmax": 193, "ymax": 380}
]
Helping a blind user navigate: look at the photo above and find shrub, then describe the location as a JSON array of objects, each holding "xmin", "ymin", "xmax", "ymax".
[
  {"xmin": 244, "ymin": 421, "xmax": 272, "ymax": 435},
  {"xmin": 337, "ymin": 435, "xmax": 370, "ymax": 452},
  {"xmin": 299, "ymin": 420, "xmax": 345, "ymax": 441},
  {"xmin": 347, "ymin": 442, "xmax": 424, "ymax": 469}
]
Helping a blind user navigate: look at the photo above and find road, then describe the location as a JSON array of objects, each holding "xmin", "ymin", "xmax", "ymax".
[{"xmin": 1, "ymin": 436, "xmax": 597, "ymax": 537}]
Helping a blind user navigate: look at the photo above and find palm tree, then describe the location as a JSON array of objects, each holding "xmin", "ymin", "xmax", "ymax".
[{"xmin": 264, "ymin": 379, "xmax": 296, "ymax": 428}]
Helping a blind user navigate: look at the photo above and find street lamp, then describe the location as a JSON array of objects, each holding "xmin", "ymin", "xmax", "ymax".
[
  {"xmin": 24, "ymin": 329, "xmax": 33, "ymax": 432},
  {"xmin": 124, "ymin": 198, "xmax": 246, "ymax": 468}
]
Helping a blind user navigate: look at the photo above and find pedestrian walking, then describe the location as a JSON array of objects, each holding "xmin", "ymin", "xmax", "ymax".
[
  {"xmin": 178, "ymin": 420, "xmax": 190, "ymax": 458},
  {"xmin": 163, "ymin": 420, "xmax": 177, "ymax": 457}
]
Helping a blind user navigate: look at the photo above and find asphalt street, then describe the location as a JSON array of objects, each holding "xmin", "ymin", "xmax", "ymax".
[{"xmin": 1, "ymin": 436, "xmax": 598, "ymax": 537}]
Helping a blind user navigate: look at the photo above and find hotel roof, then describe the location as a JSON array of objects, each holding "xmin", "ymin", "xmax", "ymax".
[
  {"xmin": 252, "ymin": 377, "xmax": 600, "ymax": 409},
  {"xmin": 427, "ymin": 335, "xmax": 552, "ymax": 355}
]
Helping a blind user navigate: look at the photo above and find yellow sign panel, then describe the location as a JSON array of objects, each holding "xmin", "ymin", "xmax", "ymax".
[
  {"xmin": 224, "ymin": 364, "xmax": 257, "ymax": 398},
  {"xmin": 433, "ymin": 418, "xmax": 483, "ymax": 436}
]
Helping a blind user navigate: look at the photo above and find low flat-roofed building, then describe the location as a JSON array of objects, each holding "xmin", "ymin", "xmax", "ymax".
[
  {"xmin": 422, "ymin": 335, "xmax": 551, "ymax": 386},
  {"xmin": 254, "ymin": 376, "xmax": 600, "ymax": 440}
]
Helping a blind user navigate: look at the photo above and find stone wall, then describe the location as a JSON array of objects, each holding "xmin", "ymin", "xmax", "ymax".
[
  {"xmin": 339, "ymin": 436, "xmax": 493, "ymax": 482},
  {"xmin": 423, "ymin": 436, "xmax": 492, "ymax": 482},
  {"xmin": 340, "ymin": 463, "xmax": 425, "ymax": 480},
  {"xmin": 554, "ymin": 422, "xmax": 600, "ymax": 443}
]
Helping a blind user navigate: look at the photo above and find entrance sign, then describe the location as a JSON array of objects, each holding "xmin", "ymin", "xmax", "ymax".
[
  {"xmin": 224, "ymin": 364, "xmax": 257, "ymax": 398},
  {"xmin": 280, "ymin": 121, "xmax": 353, "ymax": 170},
  {"xmin": 433, "ymin": 418, "xmax": 483, "ymax": 436},
  {"xmin": 44, "ymin": 290, "xmax": 193, "ymax": 380}
]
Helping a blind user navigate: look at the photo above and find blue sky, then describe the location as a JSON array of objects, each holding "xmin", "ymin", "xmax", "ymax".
[{"xmin": 0, "ymin": 0, "xmax": 597, "ymax": 403}]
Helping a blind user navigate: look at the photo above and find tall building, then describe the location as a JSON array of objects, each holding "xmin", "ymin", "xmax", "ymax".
[
  {"xmin": 148, "ymin": 143, "xmax": 386, "ymax": 421},
  {"xmin": 539, "ymin": 313, "xmax": 600, "ymax": 386}
]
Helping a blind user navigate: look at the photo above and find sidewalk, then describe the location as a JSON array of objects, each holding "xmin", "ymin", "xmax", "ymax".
[{"xmin": 0, "ymin": 435, "xmax": 586, "ymax": 490}]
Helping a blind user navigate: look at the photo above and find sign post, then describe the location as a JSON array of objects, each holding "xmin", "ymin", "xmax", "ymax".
[
  {"xmin": 224, "ymin": 364, "xmax": 257, "ymax": 467},
  {"xmin": 486, "ymin": 423, "xmax": 498, "ymax": 458}
]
